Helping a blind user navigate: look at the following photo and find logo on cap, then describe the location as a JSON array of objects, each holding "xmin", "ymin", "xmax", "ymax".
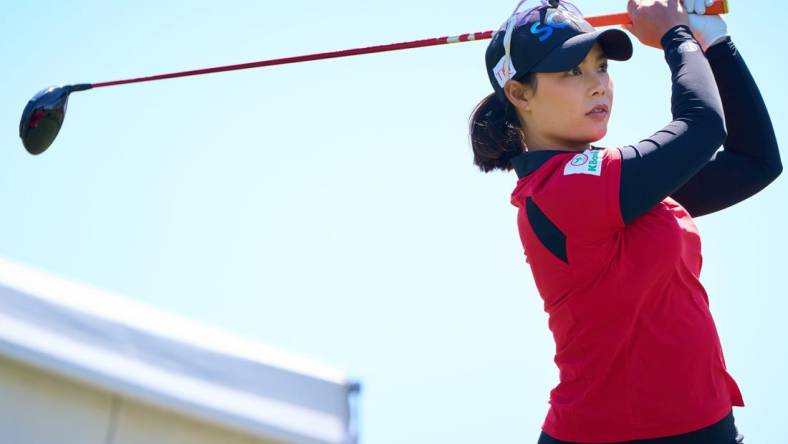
[
  {"xmin": 493, "ymin": 55, "xmax": 517, "ymax": 88},
  {"xmin": 530, "ymin": 9, "xmax": 585, "ymax": 42}
]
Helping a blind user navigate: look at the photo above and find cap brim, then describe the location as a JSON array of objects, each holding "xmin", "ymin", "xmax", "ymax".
[{"xmin": 531, "ymin": 28, "xmax": 633, "ymax": 73}]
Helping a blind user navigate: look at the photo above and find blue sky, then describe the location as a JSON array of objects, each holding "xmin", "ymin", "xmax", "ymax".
[{"xmin": 2, "ymin": 1, "xmax": 786, "ymax": 442}]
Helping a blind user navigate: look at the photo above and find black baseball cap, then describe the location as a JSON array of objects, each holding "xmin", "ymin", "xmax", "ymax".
[{"xmin": 486, "ymin": 0, "xmax": 633, "ymax": 105}]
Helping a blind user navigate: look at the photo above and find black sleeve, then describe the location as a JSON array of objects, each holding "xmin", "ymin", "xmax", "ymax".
[
  {"xmin": 669, "ymin": 36, "xmax": 782, "ymax": 217},
  {"xmin": 617, "ymin": 25, "xmax": 728, "ymax": 225}
]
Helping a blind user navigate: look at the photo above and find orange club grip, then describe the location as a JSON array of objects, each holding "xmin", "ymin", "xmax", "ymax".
[{"xmin": 586, "ymin": 0, "xmax": 729, "ymax": 28}]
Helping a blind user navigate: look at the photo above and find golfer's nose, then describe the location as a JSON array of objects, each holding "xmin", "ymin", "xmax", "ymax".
[{"xmin": 590, "ymin": 72, "xmax": 608, "ymax": 97}]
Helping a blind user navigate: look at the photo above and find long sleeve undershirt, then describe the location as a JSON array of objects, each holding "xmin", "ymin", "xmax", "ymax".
[
  {"xmin": 617, "ymin": 25, "xmax": 782, "ymax": 223},
  {"xmin": 669, "ymin": 36, "xmax": 782, "ymax": 216}
]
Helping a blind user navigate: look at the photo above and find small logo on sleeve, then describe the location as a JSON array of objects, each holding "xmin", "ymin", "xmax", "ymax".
[
  {"xmin": 677, "ymin": 41, "xmax": 700, "ymax": 54},
  {"xmin": 564, "ymin": 150, "xmax": 602, "ymax": 176}
]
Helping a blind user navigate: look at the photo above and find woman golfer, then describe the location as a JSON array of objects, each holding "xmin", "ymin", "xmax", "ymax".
[{"xmin": 469, "ymin": 0, "xmax": 781, "ymax": 442}]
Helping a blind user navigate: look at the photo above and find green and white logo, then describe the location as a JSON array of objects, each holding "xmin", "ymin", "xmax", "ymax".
[{"xmin": 564, "ymin": 149, "xmax": 603, "ymax": 176}]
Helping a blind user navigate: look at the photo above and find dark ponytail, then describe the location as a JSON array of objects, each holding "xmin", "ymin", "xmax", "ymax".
[{"xmin": 468, "ymin": 73, "xmax": 537, "ymax": 173}]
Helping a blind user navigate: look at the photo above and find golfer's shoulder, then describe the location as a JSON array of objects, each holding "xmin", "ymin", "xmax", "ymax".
[
  {"xmin": 530, "ymin": 147, "xmax": 622, "ymax": 211},
  {"xmin": 541, "ymin": 146, "xmax": 621, "ymax": 183},
  {"xmin": 526, "ymin": 147, "xmax": 626, "ymax": 237}
]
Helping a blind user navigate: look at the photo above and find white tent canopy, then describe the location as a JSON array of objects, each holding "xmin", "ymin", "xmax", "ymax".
[{"xmin": 0, "ymin": 256, "xmax": 359, "ymax": 444}]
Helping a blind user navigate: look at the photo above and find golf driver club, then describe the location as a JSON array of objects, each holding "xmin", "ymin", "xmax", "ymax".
[{"xmin": 19, "ymin": 0, "xmax": 729, "ymax": 155}]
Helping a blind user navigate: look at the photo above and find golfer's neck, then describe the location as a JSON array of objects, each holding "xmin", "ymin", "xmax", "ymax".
[{"xmin": 523, "ymin": 132, "xmax": 589, "ymax": 153}]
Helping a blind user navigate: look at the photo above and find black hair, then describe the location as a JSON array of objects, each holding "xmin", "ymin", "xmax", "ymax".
[{"xmin": 468, "ymin": 72, "xmax": 538, "ymax": 173}]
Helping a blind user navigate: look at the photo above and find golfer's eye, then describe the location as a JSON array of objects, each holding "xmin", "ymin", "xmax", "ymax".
[{"xmin": 568, "ymin": 62, "xmax": 608, "ymax": 76}]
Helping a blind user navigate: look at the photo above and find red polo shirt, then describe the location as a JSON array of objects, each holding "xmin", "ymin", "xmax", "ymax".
[{"xmin": 510, "ymin": 147, "xmax": 744, "ymax": 442}]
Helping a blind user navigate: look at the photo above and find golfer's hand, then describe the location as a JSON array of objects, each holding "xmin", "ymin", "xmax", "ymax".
[
  {"xmin": 621, "ymin": 0, "xmax": 690, "ymax": 50},
  {"xmin": 683, "ymin": 0, "xmax": 729, "ymax": 52}
]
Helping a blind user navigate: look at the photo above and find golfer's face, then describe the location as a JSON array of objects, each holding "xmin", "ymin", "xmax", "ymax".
[{"xmin": 531, "ymin": 43, "xmax": 613, "ymax": 146}]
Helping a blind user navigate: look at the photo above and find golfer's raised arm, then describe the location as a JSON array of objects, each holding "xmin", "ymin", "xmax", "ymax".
[
  {"xmin": 669, "ymin": 36, "xmax": 783, "ymax": 217},
  {"xmin": 617, "ymin": 24, "xmax": 727, "ymax": 224}
]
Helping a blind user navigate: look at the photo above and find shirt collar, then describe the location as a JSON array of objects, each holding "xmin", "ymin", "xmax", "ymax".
[{"xmin": 511, "ymin": 146, "xmax": 603, "ymax": 178}]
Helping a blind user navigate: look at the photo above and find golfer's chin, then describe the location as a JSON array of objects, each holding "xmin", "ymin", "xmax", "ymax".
[{"xmin": 572, "ymin": 125, "xmax": 608, "ymax": 146}]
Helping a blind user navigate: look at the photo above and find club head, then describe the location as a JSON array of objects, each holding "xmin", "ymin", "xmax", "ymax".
[{"xmin": 19, "ymin": 83, "xmax": 92, "ymax": 155}]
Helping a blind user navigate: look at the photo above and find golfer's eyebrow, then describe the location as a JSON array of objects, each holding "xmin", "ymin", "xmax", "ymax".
[
  {"xmin": 581, "ymin": 48, "xmax": 607, "ymax": 64},
  {"xmin": 577, "ymin": 54, "xmax": 606, "ymax": 68},
  {"xmin": 591, "ymin": 49, "xmax": 608, "ymax": 61}
]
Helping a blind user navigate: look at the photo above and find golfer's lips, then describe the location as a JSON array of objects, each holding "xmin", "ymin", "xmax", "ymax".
[{"xmin": 586, "ymin": 104, "xmax": 610, "ymax": 116}]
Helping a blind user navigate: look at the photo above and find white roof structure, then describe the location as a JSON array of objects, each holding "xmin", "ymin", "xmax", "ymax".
[{"xmin": 0, "ymin": 256, "xmax": 359, "ymax": 444}]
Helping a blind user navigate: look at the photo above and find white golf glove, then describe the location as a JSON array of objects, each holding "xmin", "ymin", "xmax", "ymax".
[{"xmin": 683, "ymin": 0, "xmax": 729, "ymax": 52}]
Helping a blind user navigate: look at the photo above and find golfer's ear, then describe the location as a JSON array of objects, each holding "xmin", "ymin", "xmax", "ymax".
[{"xmin": 504, "ymin": 79, "xmax": 532, "ymax": 112}]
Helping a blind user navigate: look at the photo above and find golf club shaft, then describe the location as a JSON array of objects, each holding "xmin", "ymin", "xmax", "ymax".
[{"xmin": 88, "ymin": 0, "xmax": 727, "ymax": 89}]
